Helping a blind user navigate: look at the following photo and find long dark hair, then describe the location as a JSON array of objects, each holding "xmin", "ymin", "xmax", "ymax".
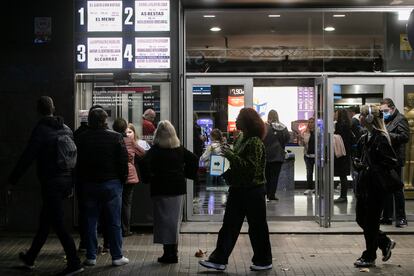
[
  {"xmin": 237, "ymin": 108, "xmax": 266, "ymax": 140},
  {"xmin": 335, "ymin": 108, "xmax": 351, "ymax": 133}
]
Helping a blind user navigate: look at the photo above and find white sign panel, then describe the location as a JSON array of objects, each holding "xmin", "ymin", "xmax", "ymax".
[
  {"xmin": 135, "ymin": 37, "xmax": 170, "ymax": 69},
  {"xmin": 135, "ymin": 0, "xmax": 170, "ymax": 31},
  {"xmin": 88, "ymin": 1, "xmax": 123, "ymax": 32},
  {"xmin": 87, "ymin": 37, "xmax": 123, "ymax": 69},
  {"xmin": 210, "ymin": 155, "xmax": 226, "ymax": 176}
]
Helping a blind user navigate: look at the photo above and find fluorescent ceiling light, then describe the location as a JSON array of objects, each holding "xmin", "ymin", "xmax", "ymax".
[
  {"xmin": 203, "ymin": 15, "xmax": 216, "ymax": 18},
  {"xmin": 268, "ymin": 14, "xmax": 281, "ymax": 18},
  {"xmin": 333, "ymin": 14, "xmax": 346, "ymax": 18},
  {"xmin": 210, "ymin": 27, "xmax": 221, "ymax": 32},
  {"xmin": 398, "ymin": 10, "xmax": 411, "ymax": 21},
  {"xmin": 324, "ymin": 26, "xmax": 335, "ymax": 31}
]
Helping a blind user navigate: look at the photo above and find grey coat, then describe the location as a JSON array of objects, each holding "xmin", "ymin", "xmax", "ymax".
[{"xmin": 263, "ymin": 122, "xmax": 290, "ymax": 163}]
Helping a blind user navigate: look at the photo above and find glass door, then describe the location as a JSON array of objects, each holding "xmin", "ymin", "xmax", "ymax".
[
  {"xmin": 314, "ymin": 76, "xmax": 332, "ymax": 227},
  {"xmin": 394, "ymin": 77, "xmax": 414, "ymax": 222},
  {"xmin": 327, "ymin": 76, "xmax": 392, "ymax": 222},
  {"xmin": 185, "ymin": 77, "xmax": 253, "ymax": 221}
]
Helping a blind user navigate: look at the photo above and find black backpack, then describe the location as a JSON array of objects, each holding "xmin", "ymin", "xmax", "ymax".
[{"xmin": 56, "ymin": 128, "xmax": 77, "ymax": 170}]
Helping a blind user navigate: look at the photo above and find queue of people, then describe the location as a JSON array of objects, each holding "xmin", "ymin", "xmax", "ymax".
[{"xmin": 5, "ymin": 96, "xmax": 410, "ymax": 274}]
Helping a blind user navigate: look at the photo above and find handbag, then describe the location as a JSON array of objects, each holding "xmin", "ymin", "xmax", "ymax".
[{"xmin": 333, "ymin": 134, "xmax": 346, "ymax": 158}]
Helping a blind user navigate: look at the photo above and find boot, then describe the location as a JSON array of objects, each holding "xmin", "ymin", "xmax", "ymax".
[{"xmin": 158, "ymin": 244, "xmax": 178, "ymax": 264}]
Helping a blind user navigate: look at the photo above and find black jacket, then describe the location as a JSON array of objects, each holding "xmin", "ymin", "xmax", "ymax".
[
  {"xmin": 9, "ymin": 116, "xmax": 73, "ymax": 184},
  {"xmin": 263, "ymin": 122, "xmax": 290, "ymax": 163},
  {"xmin": 354, "ymin": 129, "xmax": 399, "ymax": 197},
  {"xmin": 75, "ymin": 127, "xmax": 128, "ymax": 184},
  {"xmin": 142, "ymin": 145, "xmax": 198, "ymax": 197},
  {"xmin": 384, "ymin": 109, "xmax": 409, "ymax": 167}
]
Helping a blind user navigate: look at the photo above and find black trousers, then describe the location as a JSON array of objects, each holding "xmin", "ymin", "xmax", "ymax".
[
  {"xmin": 26, "ymin": 177, "xmax": 80, "ymax": 268},
  {"xmin": 382, "ymin": 168, "xmax": 406, "ymax": 221},
  {"xmin": 356, "ymin": 193, "xmax": 390, "ymax": 261},
  {"xmin": 121, "ymin": 184, "xmax": 135, "ymax": 234},
  {"xmin": 76, "ymin": 182, "xmax": 86, "ymax": 249},
  {"xmin": 304, "ymin": 156, "xmax": 315, "ymax": 189},
  {"xmin": 209, "ymin": 185, "xmax": 272, "ymax": 266},
  {"xmin": 265, "ymin": 161, "xmax": 283, "ymax": 197},
  {"xmin": 339, "ymin": 175, "xmax": 349, "ymax": 198}
]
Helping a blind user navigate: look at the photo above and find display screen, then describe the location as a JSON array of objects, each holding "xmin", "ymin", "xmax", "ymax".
[
  {"xmin": 75, "ymin": 0, "xmax": 170, "ymax": 71},
  {"xmin": 253, "ymin": 86, "xmax": 315, "ymax": 131}
]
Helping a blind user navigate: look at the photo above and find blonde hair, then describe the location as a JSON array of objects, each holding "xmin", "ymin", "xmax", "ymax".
[
  {"xmin": 267, "ymin": 109, "xmax": 279, "ymax": 124},
  {"xmin": 127, "ymin": 123, "xmax": 138, "ymax": 142},
  {"xmin": 153, "ymin": 120, "xmax": 180, "ymax": 148},
  {"xmin": 360, "ymin": 105, "xmax": 390, "ymax": 142}
]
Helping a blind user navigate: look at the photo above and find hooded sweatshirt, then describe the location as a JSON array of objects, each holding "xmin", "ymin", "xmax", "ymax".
[
  {"xmin": 263, "ymin": 122, "xmax": 290, "ymax": 163},
  {"xmin": 9, "ymin": 116, "xmax": 74, "ymax": 184}
]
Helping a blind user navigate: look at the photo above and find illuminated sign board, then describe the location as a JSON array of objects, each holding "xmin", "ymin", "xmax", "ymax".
[{"xmin": 75, "ymin": 0, "xmax": 170, "ymax": 71}]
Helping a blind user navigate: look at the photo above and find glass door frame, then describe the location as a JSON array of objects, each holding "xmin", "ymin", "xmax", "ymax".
[
  {"xmin": 185, "ymin": 77, "xmax": 253, "ymax": 221},
  {"xmin": 314, "ymin": 76, "xmax": 333, "ymax": 227},
  {"xmin": 327, "ymin": 76, "xmax": 394, "ymax": 222}
]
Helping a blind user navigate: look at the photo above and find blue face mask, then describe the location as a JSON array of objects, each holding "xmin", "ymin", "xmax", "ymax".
[{"xmin": 383, "ymin": 112, "xmax": 391, "ymax": 120}]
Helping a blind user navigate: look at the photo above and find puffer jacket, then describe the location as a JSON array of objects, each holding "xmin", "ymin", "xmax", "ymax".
[{"xmin": 123, "ymin": 136, "xmax": 145, "ymax": 184}]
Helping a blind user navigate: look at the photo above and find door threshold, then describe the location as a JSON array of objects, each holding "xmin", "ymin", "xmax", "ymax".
[{"xmin": 181, "ymin": 221, "xmax": 414, "ymax": 234}]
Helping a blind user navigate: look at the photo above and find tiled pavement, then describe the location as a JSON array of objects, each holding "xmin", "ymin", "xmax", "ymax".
[{"xmin": 1, "ymin": 233, "xmax": 414, "ymax": 275}]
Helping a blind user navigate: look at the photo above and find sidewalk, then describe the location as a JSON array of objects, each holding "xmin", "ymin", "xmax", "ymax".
[{"xmin": 1, "ymin": 233, "xmax": 413, "ymax": 275}]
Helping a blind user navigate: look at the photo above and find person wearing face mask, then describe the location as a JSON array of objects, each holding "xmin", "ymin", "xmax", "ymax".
[
  {"xmin": 379, "ymin": 98, "xmax": 409, "ymax": 228},
  {"xmin": 353, "ymin": 105, "xmax": 398, "ymax": 268}
]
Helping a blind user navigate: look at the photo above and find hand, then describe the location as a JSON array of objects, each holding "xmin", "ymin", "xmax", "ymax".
[{"xmin": 5, "ymin": 183, "xmax": 14, "ymax": 196}]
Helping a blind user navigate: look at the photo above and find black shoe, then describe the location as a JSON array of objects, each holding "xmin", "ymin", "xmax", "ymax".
[
  {"xmin": 19, "ymin": 252, "xmax": 34, "ymax": 269},
  {"xmin": 381, "ymin": 240, "xmax": 396, "ymax": 262},
  {"xmin": 267, "ymin": 196, "xmax": 278, "ymax": 201},
  {"xmin": 334, "ymin": 197, "xmax": 347, "ymax": 203},
  {"xmin": 122, "ymin": 232, "xmax": 133, "ymax": 237},
  {"xmin": 56, "ymin": 265, "xmax": 84, "ymax": 276},
  {"xmin": 354, "ymin": 257, "xmax": 375, "ymax": 268},
  {"xmin": 157, "ymin": 255, "xmax": 178, "ymax": 264},
  {"xmin": 396, "ymin": 218, "xmax": 408, "ymax": 228},
  {"xmin": 379, "ymin": 218, "xmax": 393, "ymax": 225}
]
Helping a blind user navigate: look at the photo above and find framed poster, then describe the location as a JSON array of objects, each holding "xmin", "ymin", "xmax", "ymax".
[{"xmin": 135, "ymin": 37, "xmax": 170, "ymax": 69}]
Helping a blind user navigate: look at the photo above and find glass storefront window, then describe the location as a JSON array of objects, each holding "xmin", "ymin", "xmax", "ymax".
[
  {"xmin": 403, "ymin": 85, "xmax": 414, "ymax": 195},
  {"xmin": 192, "ymin": 84, "xmax": 245, "ymax": 215}
]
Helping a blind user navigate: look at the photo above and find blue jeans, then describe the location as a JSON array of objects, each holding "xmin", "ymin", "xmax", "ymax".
[{"xmin": 83, "ymin": 179, "xmax": 123, "ymax": 260}]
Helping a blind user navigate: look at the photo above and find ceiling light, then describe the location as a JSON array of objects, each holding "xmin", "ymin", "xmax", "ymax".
[
  {"xmin": 390, "ymin": 0, "xmax": 404, "ymax": 5},
  {"xmin": 268, "ymin": 14, "xmax": 281, "ymax": 18},
  {"xmin": 333, "ymin": 14, "xmax": 346, "ymax": 18},
  {"xmin": 324, "ymin": 26, "xmax": 335, "ymax": 32},
  {"xmin": 203, "ymin": 15, "xmax": 216, "ymax": 18},
  {"xmin": 398, "ymin": 10, "xmax": 411, "ymax": 21},
  {"xmin": 210, "ymin": 27, "xmax": 221, "ymax": 32}
]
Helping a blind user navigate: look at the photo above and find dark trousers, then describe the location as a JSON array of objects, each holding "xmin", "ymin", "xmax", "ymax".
[
  {"xmin": 26, "ymin": 177, "xmax": 80, "ymax": 268},
  {"xmin": 382, "ymin": 168, "xmax": 406, "ymax": 221},
  {"xmin": 76, "ymin": 183, "xmax": 86, "ymax": 249},
  {"xmin": 339, "ymin": 175, "xmax": 349, "ymax": 198},
  {"xmin": 265, "ymin": 161, "xmax": 283, "ymax": 197},
  {"xmin": 209, "ymin": 185, "xmax": 272, "ymax": 266},
  {"xmin": 356, "ymin": 193, "xmax": 390, "ymax": 261},
  {"xmin": 83, "ymin": 179, "xmax": 123, "ymax": 260},
  {"xmin": 304, "ymin": 156, "xmax": 315, "ymax": 189},
  {"xmin": 122, "ymin": 184, "xmax": 135, "ymax": 234}
]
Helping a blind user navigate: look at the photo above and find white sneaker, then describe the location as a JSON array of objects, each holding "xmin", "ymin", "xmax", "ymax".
[
  {"xmin": 250, "ymin": 264, "xmax": 273, "ymax": 271},
  {"xmin": 83, "ymin": 259, "xmax": 96, "ymax": 266},
  {"xmin": 112, "ymin": 256, "xmax": 129, "ymax": 266},
  {"xmin": 199, "ymin": 260, "xmax": 226, "ymax": 271}
]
